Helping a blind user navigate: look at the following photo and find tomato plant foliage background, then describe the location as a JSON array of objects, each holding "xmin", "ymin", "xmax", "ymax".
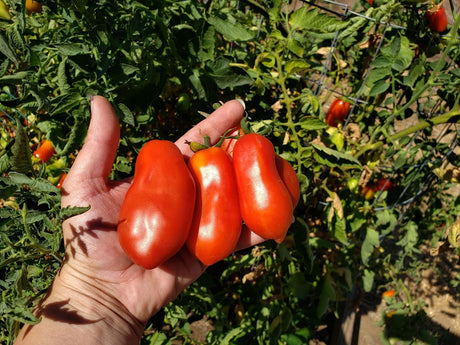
[{"xmin": 1, "ymin": 0, "xmax": 459, "ymax": 344}]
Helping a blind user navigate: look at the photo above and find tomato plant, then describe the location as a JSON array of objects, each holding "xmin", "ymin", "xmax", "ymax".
[
  {"xmin": 33, "ymin": 139, "xmax": 55, "ymax": 163},
  {"xmin": 325, "ymin": 98, "xmax": 351, "ymax": 127},
  {"xmin": 118, "ymin": 140, "xmax": 196, "ymax": 269},
  {"xmin": 232, "ymin": 133, "xmax": 295, "ymax": 243},
  {"xmin": 425, "ymin": 4, "xmax": 448, "ymax": 33},
  {"xmin": 186, "ymin": 146, "xmax": 241, "ymax": 266}
]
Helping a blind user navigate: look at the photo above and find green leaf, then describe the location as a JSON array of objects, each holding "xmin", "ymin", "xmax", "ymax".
[
  {"xmin": 58, "ymin": 58, "xmax": 70, "ymax": 94},
  {"xmin": 8, "ymin": 173, "xmax": 58, "ymax": 193},
  {"xmin": 288, "ymin": 273, "xmax": 310, "ymax": 299},
  {"xmin": 117, "ymin": 103, "xmax": 135, "ymax": 126},
  {"xmin": 290, "ymin": 8, "xmax": 346, "ymax": 32},
  {"xmin": 362, "ymin": 269, "xmax": 375, "ymax": 292},
  {"xmin": 11, "ymin": 119, "xmax": 32, "ymax": 174},
  {"xmin": 402, "ymin": 59, "xmax": 425, "ymax": 88},
  {"xmin": 60, "ymin": 111, "xmax": 87, "ymax": 156},
  {"xmin": 189, "ymin": 71, "xmax": 206, "ymax": 100},
  {"xmin": 0, "ymin": 184, "xmax": 16, "ymax": 199},
  {"xmin": 0, "ymin": 32, "xmax": 18, "ymax": 65},
  {"xmin": 57, "ymin": 206, "xmax": 91, "ymax": 223},
  {"xmin": 121, "ymin": 63, "xmax": 139, "ymax": 76},
  {"xmin": 220, "ymin": 327, "xmax": 245, "ymax": 345},
  {"xmin": 361, "ymin": 228, "xmax": 380, "ymax": 265},
  {"xmin": 55, "ymin": 43, "xmax": 90, "ymax": 56},
  {"xmin": 300, "ymin": 118, "xmax": 326, "ymax": 131},
  {"xmin": 285, "ymin": 59, "xmax": 310, "ymax": 76},
  {"xmin": 317, "ymin": 275, "xmax": 336, "ymax": 318},
  {"xmin": 312, "ymin": 144, "xmax": 362, "ymax": 169},
  {"xmin": 51, "ymin": 93, "xmax": 83, "ymax": 116},
  {"xmin": 0, "ymin": 71, "xmax": 33, "ymax": 83},
  {"xmin": 287, "ymin": 37, "xmax": 304, "ymax": 57},
  {"xmin": 330, "ymin": 212, "xmax": 347, "ymax": 245},
  {"xmin": 281, "ymin": 328, "xmax": 312, "ymax": 345},
  {"xmin": 207, "ymin": 16, "xmax": 255, "ymax": 42},
  {"xmin": 0, "ymin": 152, "xmax": 11, "ymax": 174},
  {"xmin": 369, "ymin": 79, "xmax": 390, "ymax": 97}
]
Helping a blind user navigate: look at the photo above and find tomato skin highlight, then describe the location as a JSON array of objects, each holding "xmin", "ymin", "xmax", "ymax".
[
  {"xmin": 425, "ymin": 5, "xmax": 448, "ymax": 33},
  {"xmin": 233, "ymin": 133, "xmax": 294, "ymax": 242},
  {"xmin": 326, "ymin": 98, "xmax": 351, "ymax": 127},
  {"xmin": 33, "ymin": 139, "xmax": 55, "ymax": 163},
  {"xmin": 186, "ymin": 147, "xmax": 242, "ymax": 266},
  {"xmin": 118, "ymin": 140, "xmax": 196, "ymax": 269}
]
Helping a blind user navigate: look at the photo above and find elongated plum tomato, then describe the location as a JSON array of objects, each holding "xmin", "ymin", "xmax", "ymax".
[
  {"xmin": 326, "ymin": 98, "xmax": 351, "ymax": 127},
  {"xmin": 233, "ymin": 133, "xmax": 294, "ymax": 243},
  {"xmin": 222, "ymin": 126, "xmax": 300, "ymax": 207},
  {"xmin": 275, "ymin": 155, "xmax": 300, "ymax": 207},
  {"xmin": 33, "ymin": 139, "xmax": 55, "ymax": 163},
  {"xmin": 186, "ymin": 147, "xmax": 242, "ymax": 266},
  {"xmin": 425, "ymin": 5, "xmax": 448, "ymax": 33},
  {"xmin": 118, "ymin": 140, "xmax": 196, "ymax": 269}
]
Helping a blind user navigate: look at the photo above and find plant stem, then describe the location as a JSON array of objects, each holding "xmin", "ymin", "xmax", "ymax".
[{"xmin": 354, "ymin": 105, "xmax": 460, "ymax": 159}]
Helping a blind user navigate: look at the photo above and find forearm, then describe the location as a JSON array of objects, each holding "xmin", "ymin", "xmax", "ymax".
[{"xmin": 14, "ymin": 267, "xmax": 145, "ymax": 345}]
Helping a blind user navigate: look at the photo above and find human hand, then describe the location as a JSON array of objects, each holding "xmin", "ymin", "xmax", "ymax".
[{"xmin": 15, "ymin": 96, "xmax": 265, "ymax": 345}]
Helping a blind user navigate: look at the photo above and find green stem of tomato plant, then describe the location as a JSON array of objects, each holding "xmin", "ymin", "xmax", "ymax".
[
  {"xmin": 354, "ymin": 103, "xmax": 460, "ymax": 159},
  {"xmin": 271, "ymin": 50, "xmax": 307, "ymax": 173}
]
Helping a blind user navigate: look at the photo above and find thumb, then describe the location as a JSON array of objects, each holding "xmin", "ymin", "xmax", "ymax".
[{"xmin": 62, "ymin": 96, "xmax": 120, "ymax": 189}]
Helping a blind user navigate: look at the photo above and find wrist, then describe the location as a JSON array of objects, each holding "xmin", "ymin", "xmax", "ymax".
[{"xmin": 16, "ymin": 264, "xmax": 145, "ymax": 345}]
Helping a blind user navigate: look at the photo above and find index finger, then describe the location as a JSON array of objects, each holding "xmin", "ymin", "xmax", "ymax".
[{"xmin": 175, "ymin": 99, "xmax": 245, "ymax": 159}]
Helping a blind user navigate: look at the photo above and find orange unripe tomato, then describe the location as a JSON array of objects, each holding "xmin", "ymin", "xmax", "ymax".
[{"xmin": 382, "ymin": 289, "xmax": 396, "ymax": 298}]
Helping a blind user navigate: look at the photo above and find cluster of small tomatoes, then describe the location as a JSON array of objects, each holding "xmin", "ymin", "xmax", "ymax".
[{"xmin": 117, "ymin": 125, "xmax": 300, "ymax": 269}]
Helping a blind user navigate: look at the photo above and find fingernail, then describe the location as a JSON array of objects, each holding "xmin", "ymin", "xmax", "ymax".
[{"xmin": 236, "ymin": 98, "xmax": 246, "ymax": 110}]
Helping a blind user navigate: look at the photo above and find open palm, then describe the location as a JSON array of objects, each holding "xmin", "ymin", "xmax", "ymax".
[{"xmin": 58, "ymin": 96, "xmax": 264, "ymax": 325}]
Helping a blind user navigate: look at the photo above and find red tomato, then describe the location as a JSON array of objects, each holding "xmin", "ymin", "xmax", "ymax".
[
  {"xmin": 118, "ymin": 140, "xmax": 196, "ymax": 269},
  {"xmin": 56, "ymin": 172, "xmax": 67, "ymax": 189},
  {"xmin": 233, "ymin": 133, "xmax": 294, "ymax": 243},
  {"xmin": 425, "ymin": 5, "xmax": 448, "ymax": 33},
  {"xmin": 186, "ymin": 147, "xmax": 242, "ymax": 266},
  {"xmin": 326, "ymin": 98, "xmax": 351, "ymax": 127},
  {"xmin": 33, "ymin": 139, "xmax": 55, "ymax": 163},
  {"xmin": 275, "ymin": 155, "xmax": 300, "ymax": 207},
  {"xmin": 222, "ymin": 126, "xmax": 300, "ymax": 207},
  {"xmin": 375, "ymin": 178, "xmax": 394, "ymax": 192}
]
